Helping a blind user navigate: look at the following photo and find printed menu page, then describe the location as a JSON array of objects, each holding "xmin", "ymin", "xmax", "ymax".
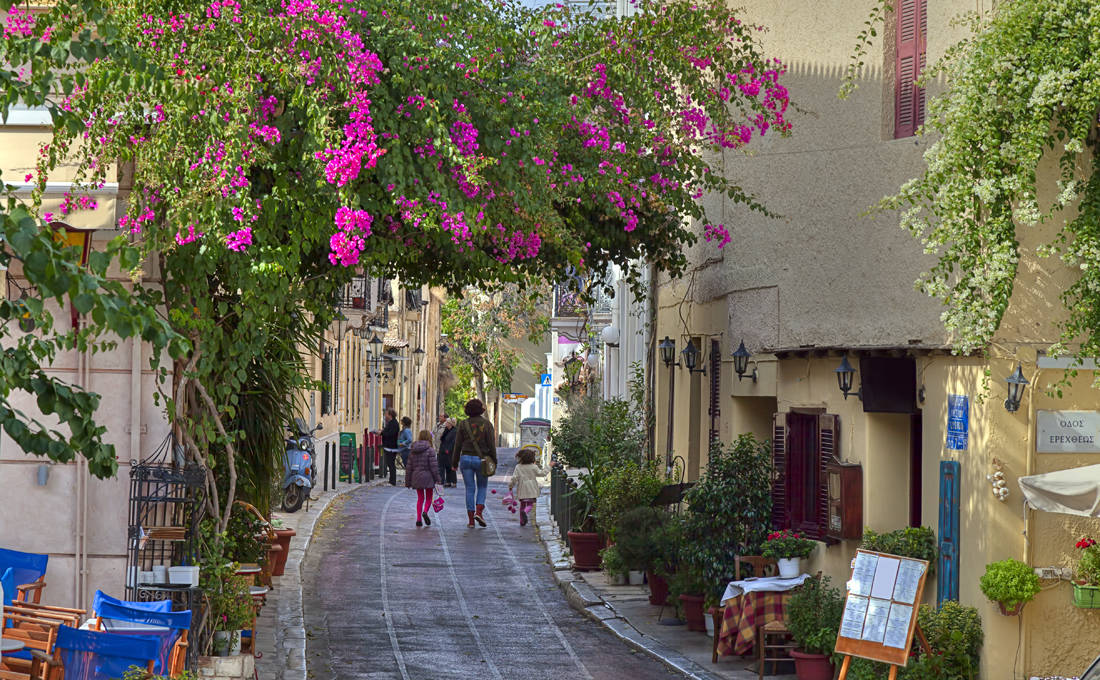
[
  {"xmin": 849, "ymin": 552, "xmax": 878, "ymax": 596},
  {"xmin": 861, "ymin": 598, "xmax": 891, "ymax": 643},
  {"xmin": 892, "ymin": 560, "xmax": 925, "ymax": 604},
  {"xmin": 883, "ymin": 603, "xmax": 914, "ymax": 649},
  {"xmin": 840, "ymin": 595, "xmax": 869, "ymax": 640},
  {"xmin": 870, "ymin": 556, "xmax": 901, "ymax": 600}
]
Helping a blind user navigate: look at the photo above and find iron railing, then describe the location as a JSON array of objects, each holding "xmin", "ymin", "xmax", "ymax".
[
  {"xmin": 339, "ymin": 276, "xmax": 371, "ymax": 310},
  {"xmin": 549, "ymin": 466, "xmax": 578, "ymax": 537}
]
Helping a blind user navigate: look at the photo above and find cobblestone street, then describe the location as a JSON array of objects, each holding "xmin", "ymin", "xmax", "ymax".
[{"xmin": 302, "ymin": 452, "xmax": 681, "ymax": 679}]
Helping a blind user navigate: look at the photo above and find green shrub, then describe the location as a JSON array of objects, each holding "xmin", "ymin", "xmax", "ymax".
[
  {"xmin": 595, "ymin": 461, "xmax": 663, "ymax": 539},
  {"xmin": 615, "ymin": 506, "xmax": 676, "ymax": 574},
  {"xmin": 843, "ymin": 601, "xmax": 983, "ymax": 680},
  {"xmin": 600, "ymin": 545, "xmax": 627, "ymax": 577},
  {"xmin": 979, "ymin": 558, "xmax": 1040, "ymax": 610},
  {"xmin": 785, "ymin": 575, "xmax": 845, "ymax": 658},
  {"xmin": 679, "ymin": 435, "xmax": 771, "ymax": 600},
  {"xmin": 861, "ymin": 527, "xmax": 938, "ymax": 576}
]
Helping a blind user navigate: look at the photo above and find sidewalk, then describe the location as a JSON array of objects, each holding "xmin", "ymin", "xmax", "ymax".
[
  {"xmin": 254, "ymin": 476, "xmax": 391, "ymax": 680},
  {"xmin": 534, "ymin": 492, "xmax": 797, "ymax": 680}
]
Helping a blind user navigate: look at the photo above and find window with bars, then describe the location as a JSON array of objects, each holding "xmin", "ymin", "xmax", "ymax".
[{"xmin": 894, "ymin": 0, "xmax": 927, "ymax": 139}]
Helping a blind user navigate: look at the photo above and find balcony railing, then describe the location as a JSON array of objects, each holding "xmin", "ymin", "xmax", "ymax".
[
  {"xmin": 552, "ymin": 277, "xmax": 613, "ymax": 319},
  {"xmin": 339, "ymin": 276, "xmax": 371, "ymax": 311}
]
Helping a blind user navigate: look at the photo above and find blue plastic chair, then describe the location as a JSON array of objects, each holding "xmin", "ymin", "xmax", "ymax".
[
  {"xmin": 32, "ymin": 625, "xmax": 160, "ymax": 680},
  {"xmin": 1, "ymin": 567, "xmax": 14, "ymax": 607},
  {"xmin": 92, "ymin": 591, "xmax": 172, "ymax": 615},
  {"xmin": 92, "ymin": 599, "xmax": 191, "ymax": 675},
  {"xmin": 0, "ymin": 547, "xmax": 48, "ymax": 604}
]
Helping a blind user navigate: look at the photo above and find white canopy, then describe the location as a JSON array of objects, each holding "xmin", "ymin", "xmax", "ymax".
[{"xmin": 1018, "ymin": 464, "xmax": 1100, "ymax": 517}]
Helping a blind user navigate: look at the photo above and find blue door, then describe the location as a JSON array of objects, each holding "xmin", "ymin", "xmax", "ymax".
[{"xmin": 938, "ymin": 461, "xmax": 960, "ymax": 605}]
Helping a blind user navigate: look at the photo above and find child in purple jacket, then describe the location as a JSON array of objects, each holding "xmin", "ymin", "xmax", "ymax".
[{"xmin": 405, "ymin": 430, "xmax": 442, "ymax": 527}]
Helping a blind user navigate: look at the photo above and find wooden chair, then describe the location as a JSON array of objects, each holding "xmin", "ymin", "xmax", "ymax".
[
  {"xmin": 757, "ymin": 619, "xmax": 798, "ymax": 679},
  {"xmin": 0, "ymin": 609, "xmax": 77, "ymax": 680},
  {"xmin": 712, "ymin": 556, "xmax": 779, "ymax": 663}
]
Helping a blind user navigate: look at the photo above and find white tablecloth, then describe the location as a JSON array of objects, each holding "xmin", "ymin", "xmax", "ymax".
[{"xmin": 721, "ymin": 574, "xmax": 810, "ymax": 605}]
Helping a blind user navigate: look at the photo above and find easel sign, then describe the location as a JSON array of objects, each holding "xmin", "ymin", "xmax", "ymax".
[{"xmin": 835, "ymin": 550, "xmax": 932, "ymax": 680}]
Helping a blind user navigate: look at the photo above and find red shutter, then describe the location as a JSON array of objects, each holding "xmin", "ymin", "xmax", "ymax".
[
  {"xmin": 894, "ymin": 0, "xmax": 926, "ymax": 138},
  {"xmin": 771, "ymin": 413, "xmax": 788, "ymax": 530},
  {"xmin": 708, "ymin": 340, "xmax": 721, "ymax": 445},
  {"xmin": 816, "ymin": 414, "xmax": 839, "ymax": 541}
]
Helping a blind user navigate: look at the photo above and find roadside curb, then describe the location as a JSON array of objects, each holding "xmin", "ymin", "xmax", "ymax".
[
  {"xmin": 534, "ymin": 492, "xmax": 727, "ymax": 680},
  {"xmin": 258, "ymin": 476, "xmax": 390, "ymax": 680}
]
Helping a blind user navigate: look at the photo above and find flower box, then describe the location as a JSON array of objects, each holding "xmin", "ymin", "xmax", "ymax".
[{"xmin": 1073, "ymin": 583, "xmax": 1100, "ymax": 609}]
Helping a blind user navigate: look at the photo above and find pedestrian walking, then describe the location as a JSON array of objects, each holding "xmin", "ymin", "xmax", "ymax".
[
  {"xmin": 431, "ymin": 413, "xmax": 447, "ymax": 450},
  {"xmin": 381, "ymin": 409, "xmax": 400, "ymax": 486},
  {"xmin": 398, "ymin": 416, "xmax": 413, "ymax": 468},
  {"xmin": 438, "ymin": 417, "xmax": 458, "ymax": 487},
  {"xmin": 451, "ymin": 399, "xmax": 497, "ymax": 528},
  {"xmin": 509, "ymin": 447, "xmax": 551, "ymax": 527},
  {"xmin": 405, "ymin": 430, "xmax": 442, "ymax": 527}
]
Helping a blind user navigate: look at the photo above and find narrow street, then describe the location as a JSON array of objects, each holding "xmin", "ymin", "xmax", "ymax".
[{"xmin": 302, "ymin": 450, "xmax": 680, "ymax": 680}]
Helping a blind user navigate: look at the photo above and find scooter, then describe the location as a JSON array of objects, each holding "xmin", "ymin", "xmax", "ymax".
[{"xmin": 282, "ymin": 419, "xmax": 322, "ymax": 513}]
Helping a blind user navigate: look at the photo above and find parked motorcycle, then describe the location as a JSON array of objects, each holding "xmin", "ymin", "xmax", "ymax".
[{"xmin": 282, "ymin": 419, "xmax": 322, "ymax": 513}]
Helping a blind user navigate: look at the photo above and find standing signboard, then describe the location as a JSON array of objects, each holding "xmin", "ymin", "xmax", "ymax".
[
  {"xmin": 339, "ymin": 432, "xmax": 356, "ymax": 482},
  {"xmin": 835, "ymin": 550, "xmax": 932, "ymax": 679}
]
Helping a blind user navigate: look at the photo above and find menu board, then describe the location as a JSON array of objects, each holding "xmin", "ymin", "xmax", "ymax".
[{"xmin": 835, "ymin": 550, "xmax": 929, "ymax": 667}]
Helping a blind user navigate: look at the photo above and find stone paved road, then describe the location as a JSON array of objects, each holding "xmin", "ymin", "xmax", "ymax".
[{"xmin": 303, "ymin": 450, "xmax": 681, "ymax": 680}]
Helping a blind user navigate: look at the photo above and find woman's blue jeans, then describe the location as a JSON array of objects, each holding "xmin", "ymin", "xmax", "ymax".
[{"xmin": 459, "ymin": 455, "xmax": 488, "ymax": 511}]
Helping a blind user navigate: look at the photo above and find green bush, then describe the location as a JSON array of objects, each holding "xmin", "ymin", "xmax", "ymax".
[
  {"xmin": 785, "ymin": 575, "xmax": 845, "ymax": 658},
  {"xmin": 600, "ymin": 544, "xmax": 627, "ymax": 577},
  {"xmin": 615, "ymin": 506, "xmax": 677, "ymax": 574},
  {"xmin": 861, "ymin": 527, "xmax": 938, "ymax": 576},
  {"xmin": 850, "ymin": 601, "xmax": 983, "ymax": 680},
  {"xmin": 979, "ymin": 558, "xmax": 1040, "ymax": 610},
  {"xmin": 595, "ymin": 461, "xmax": 663, "ymax": 539},
  {"xmin": 680, "ymin": 435, "xmax": 772, "ymax": 600}
]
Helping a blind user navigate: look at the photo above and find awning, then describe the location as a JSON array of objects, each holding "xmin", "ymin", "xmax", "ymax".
[{"xmin": 1018, "ymin": 464, "xmax": 1100, "ymax": 517}]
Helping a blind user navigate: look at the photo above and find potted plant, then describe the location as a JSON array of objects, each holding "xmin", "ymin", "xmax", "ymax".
[
  {"xmin": 669, "ymin": 567, "xmax": 709, "ymax": 632},
  {"xmin": 600, "ymin": 545, "xmax": 628, "ymax": 585},
  {"xmin": 786, "ymin": 575, "xmax": 844, "ymax": 680},
  {"xmin": 979, "ymin": 558, "xmax": 1040, "ymax": 615},
  {"xmin": 1073, "ymin": 536, "xmax": 1100, "ymax": 608},
  {"xmin": 615, "ymin": 507, "xmax": 679, "ymax": 605},
  {"xmin": 208, "ymin": 574, "xmax": 254, "ymax": 656},
  {"xmin": 762, "ymin": 529, "xmax": 815, "ymax": 578}
]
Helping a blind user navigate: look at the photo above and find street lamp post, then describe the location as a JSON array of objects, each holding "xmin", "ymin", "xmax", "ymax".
[{"xmin": 658, "ymin": 336, "xmax": 679, "ymax": 474}]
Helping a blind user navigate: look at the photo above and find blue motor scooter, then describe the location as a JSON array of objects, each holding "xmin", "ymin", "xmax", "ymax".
[{"xmin": 282, "ymin": 419, "xmax": 322, "ymax": 513}]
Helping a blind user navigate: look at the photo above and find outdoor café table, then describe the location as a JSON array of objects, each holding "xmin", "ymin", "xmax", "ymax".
[
  {"xmin": 716, "ymin": 574, "xmax": 810, "ymax": 657},
  {"xmin": 1, "ymin": 638, "xmax": 25, "ymax": 654}
]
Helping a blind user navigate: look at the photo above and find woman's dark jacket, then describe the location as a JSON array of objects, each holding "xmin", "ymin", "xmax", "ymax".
[{"xmin": 451, "ymin": 415, "xmax": 497, "ymax": 468}]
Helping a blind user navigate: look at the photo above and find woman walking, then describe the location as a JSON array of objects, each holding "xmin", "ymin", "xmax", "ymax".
[
  {"xmin": 451, "ymin": 399, "xmax": 497, "ymax": 527},
  {"xmin": 397, "ymin": 416, "xmax": 413, "ymax": 468},
  {"xmin": 438, "ymin": 417, "xmax": 458, "ymax": 488},
  {"xmin": 405, "ymin": 430, "xmax": 442, "ymax": 527}
]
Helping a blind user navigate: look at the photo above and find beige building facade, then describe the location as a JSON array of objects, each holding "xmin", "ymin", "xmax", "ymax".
[{"xmin": 655, "ymin": 1, "xmax": 1100, "ymax": 677}]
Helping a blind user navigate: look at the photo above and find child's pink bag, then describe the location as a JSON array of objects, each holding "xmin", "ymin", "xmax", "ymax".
[
  {"xmin": 502, "ymin": 490, "xmax": 518, "ymax": 514},
  {"xmin": 433, "ymin": 486, "xmax": 445, "ymax": 513}
]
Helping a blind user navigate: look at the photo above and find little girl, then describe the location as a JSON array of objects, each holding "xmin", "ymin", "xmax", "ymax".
[
  {"xmin": 509, "ymin": 446, "xmax": 551, "ymax": 527},
  {"xmin": 405, "ymin": 430, "xmax": 442, "ymax": 527}
]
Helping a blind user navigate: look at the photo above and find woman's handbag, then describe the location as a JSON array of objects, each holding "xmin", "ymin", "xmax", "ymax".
[{"xmin": 462, "ymin": 421, "xmax": 497, "ymax": 477}]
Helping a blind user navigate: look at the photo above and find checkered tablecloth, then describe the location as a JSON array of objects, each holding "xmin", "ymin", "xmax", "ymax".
[{"xmin": 716, "ymin": 590, "xmax": 791, "ymax": 657}]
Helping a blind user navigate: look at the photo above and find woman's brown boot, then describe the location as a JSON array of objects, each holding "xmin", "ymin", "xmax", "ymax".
[
  {"xmin": 474, "ymin": 504, "xmax": 487, "ymax": 527},
  {"xmin": 467, "ymin": 510, "xmax": 475, "ymax": 527}
]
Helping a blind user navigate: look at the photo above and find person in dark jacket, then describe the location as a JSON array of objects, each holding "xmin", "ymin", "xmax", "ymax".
[
  {"xmin": 451, "ymin": 399, "xmax": 497, "ymax": 528},
  {"xmin": 381, "ymin": 409, "xmax": 399, "ymax": 486},
  {"xmin": 405, "ymin": 430, "xmax": 442, "ymax": 527},
  {"xmin": 438, "ymin": 417, "xmax": 458, "ymax": 488}
]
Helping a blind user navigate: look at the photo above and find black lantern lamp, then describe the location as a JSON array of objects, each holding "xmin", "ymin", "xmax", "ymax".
[
  {"xmin": 1004, "ymin": 364, "xmax": 1029, "ymax": 412},
  {"xmin": 368, "ymin": 332, "xmax": 384, "ymax": 358},
  {"xmin": 835, "ymin": 356, "xmax": 862, "ymax": 400},
  {"xmin": 732, "ymin": 340, "xmax": 757, "ymax": 383},
  {"xmin": 439, "ymin": 332, "xmax": 450, "ymax": 355},
  {"xmin": 659, "ymin": 336, "xmax": 678, "ymax": 367},
  {"xmin": 412, "ymin": 346, "xmax": 425, "ymax": 368},
  {"xmin": 681, "ymin": 339, "xmax": 706, "ymax": 375}
]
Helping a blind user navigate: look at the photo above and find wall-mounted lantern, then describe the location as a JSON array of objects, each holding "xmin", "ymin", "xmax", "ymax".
[
  {"xmin": 1004, "ymin": 364, "xmax": 1029, "ymax": 412},
  {"xmin": 680, "ymin": 339, "xmax": 706, "ymax": 375},
  {"xmin": 835, "ymin": 356, "xmax": 862, "ymax": 400},
  {"xmin": 659, "ymin": 336, "xmax": 678, "ymax": 368},
  {"xmin": 732, "ymin": 340, "xmax": 758, "ymax": 383}
]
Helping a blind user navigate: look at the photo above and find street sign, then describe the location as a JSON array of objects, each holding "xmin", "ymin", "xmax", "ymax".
[
  {"xmin": 503, "ymin": 393, "xmax": 528, "ymax": 403},
  {"xmin": 945, "ymin": 395, "xmax": 969, "ymax": 450},
  {"xmin": 540, "ymin": 373, "xmax": 552, "ymax": 387}
]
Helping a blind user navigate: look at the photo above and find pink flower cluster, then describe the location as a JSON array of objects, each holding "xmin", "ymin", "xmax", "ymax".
[
  {"xmin": 703, "ymin": 223, "xmax": 731, "ymax": 248},
  {"xmin": 225, "ymin": 227, "xmax": 252, "ymax": 251},
  {"xmin": 329, "ymin": 206, "xmax": 373, "ymax": 266},
  {"xmin": 3, "ymin": 7, "xmax": 35, "ymax": 38}
]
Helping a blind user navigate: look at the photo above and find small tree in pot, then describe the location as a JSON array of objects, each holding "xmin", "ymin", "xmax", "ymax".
[
  {"xmin": 785, "ymin": 575, "xmax": 844, "ymax": 680},
  {"xmin": 615, "ymin": 507, "xmax": 679, "ymax": 605}
]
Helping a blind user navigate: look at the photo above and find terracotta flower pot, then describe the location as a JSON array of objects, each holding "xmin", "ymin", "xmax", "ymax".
[
  {"xmin": 646, "ymin": 571, "xmax": 669, "ymax": 606},
  {"xmin": 790, "ymin": 649, "xmax": 834, "ymax": 680},
  {"xmin": 271, "ymin": 528, "xmax": 296, "ymax": 577},
  {"xmin": 567, "ymin": 531, "xmax": 605, "ymax": 571},
  {"xmin": 679, "ymin": 593, "xmax": 707, "ymax": 632},
  {"xmin": 997, "ymin": 601, "xmax": 1025, "ymax": 616}
]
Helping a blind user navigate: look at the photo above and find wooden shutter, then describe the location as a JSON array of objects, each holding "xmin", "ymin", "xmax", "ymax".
[
  {"xmin": 321, "ymin": 348, "xmax": 332, "ymax": 416},
  {"xmin": 816, "ymin": 414, "xmax": 839, "ymax": 541},
  {"xmin": 894, "ymin": 0, "xmax": 927, "ymax": 138},
  {"xmin": 938, "ymin": 461, "xmax": 961, "ymax": 605},
  {"xmin": 708, "ymin": 340, "xmax": 721, "ymax": 446},
  {"xmin": 771, "ymin": 413, "xmax": 788, "ymax": 530}
]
